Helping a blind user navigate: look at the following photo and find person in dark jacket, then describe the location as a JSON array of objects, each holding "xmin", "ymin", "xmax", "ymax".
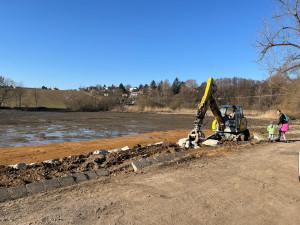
[{"xmin": 275, "ymin": 109, "xmax": 289, "ymax": 143}]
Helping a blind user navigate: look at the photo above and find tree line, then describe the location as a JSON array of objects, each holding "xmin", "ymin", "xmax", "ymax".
[
  {"xmin": 1, "ymin": 74, "xmax": 298, "ymax": 116},
  {"xmin": 77, "ymin": 76, "xmax": 290, "ymax": 113}
]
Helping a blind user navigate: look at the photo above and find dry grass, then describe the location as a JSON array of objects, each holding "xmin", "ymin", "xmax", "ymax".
[
  {"xmin": 120, "ymin": 106, "xmax": 279, "ymax": 119},
  {"xmin": 120, "ymin": 105, "xmax": 195, "ymax": 114},
  {"xmin": 2, "ymin": 89, "xmax": 287, "ymax": 118},
  {"xmin": 244, "ymin": 110, "xmax": 277, "ymax": 119},
  {"xmin": 4, "ymin": 89, "xmax": 93, "ymax": 109}
]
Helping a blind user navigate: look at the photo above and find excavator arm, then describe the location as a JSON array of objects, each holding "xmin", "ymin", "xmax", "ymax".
[{"xmin": 188, "ymin": 77, "xmax": 224, "ymax": 147}]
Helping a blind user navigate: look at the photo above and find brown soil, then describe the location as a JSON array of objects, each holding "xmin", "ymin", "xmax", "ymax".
[
  {"xmin": 0, "ymin": 131, "xmax": 253, "ymax": 189},
  {"xmin": 0, "ymin": 129, "xmax": 215, "ymax": 166},
  {"xmin": 1, "ymin": 141, "xmax": 300, "ymax": 224},
  {"xmin": 0, "ymin": 142, "xmax": 184, "ymax": 188}
]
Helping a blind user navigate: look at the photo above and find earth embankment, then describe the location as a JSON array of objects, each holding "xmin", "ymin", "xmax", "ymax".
[{"xmin": 1, "ymin": 141, "xmax": 299, "ymax": 224}]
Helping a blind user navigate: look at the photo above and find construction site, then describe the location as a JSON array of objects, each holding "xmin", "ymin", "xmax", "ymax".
[
  {"xmin": 1, "ymin": 77, "xmax": 300, "ymax": 224},
  {"xmin": 2, "ymin": 0, "xmax": 300, "ymax": 224}
]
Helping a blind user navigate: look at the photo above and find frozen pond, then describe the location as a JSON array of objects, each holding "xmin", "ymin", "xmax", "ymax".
[{"xmin": 0, "ymin": 110, "xmax": 198, "ymax": 147}]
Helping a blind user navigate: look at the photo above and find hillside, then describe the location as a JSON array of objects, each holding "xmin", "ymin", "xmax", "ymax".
[{"xmin": 4, "ymin": 89, "xmax": 96, "ymax": 109}]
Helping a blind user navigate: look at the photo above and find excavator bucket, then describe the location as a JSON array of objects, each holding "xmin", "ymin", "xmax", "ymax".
[{"xmin": 188, "ymin": 128, "xmax": 205, "ymax": 148}]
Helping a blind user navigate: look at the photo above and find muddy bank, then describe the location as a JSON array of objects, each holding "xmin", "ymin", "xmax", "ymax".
[
  {"xmin": 0, "ymin": 139, "xmax": 256, "ymax": 189},
  {"xmin": 0, "ymin": 129, "xmax": 197, "ymax": 165}
]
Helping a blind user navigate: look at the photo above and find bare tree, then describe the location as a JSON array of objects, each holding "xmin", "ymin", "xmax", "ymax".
[
  {"xmin": 15, "ymin": 82, "xmax": 26, "ymax": 108},
  {"xmin": 162, "ymin": 79, "xmax": 172, "ymax": 100},
  {"xmin": 179, "ymin": 79, "xmax": 198, "ymax": 108},
  {"xmin": 184, "ymin": 79, "xmax": 198, "ymax": 90},
  {"xmin": 254, "ymin": 0, "xmax": 300, "ymax": 79},
  {"xmin": 32, "ymin": 88, "xmax": 41, "ymax": 108},
  {"xmin": 0, "ymin": 76, "xmax": 15, "ymax": 106}
]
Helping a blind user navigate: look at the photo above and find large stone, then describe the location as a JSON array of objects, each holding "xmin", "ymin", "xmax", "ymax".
[
  {"xmin": 121, "ymin": 146, "xmax": 130, "ymax": 151},
  {"xmin": 253, "ymin": 133, "xmax": 265, "ymax": 141},
  {"xmin": 9, "ymin": 163, "xmax": 26, "ymax": 169},
  {"xmin": 7, "ymin": 185, "xmax": 27, "ymax": 199},
  {"xmin": 154, "ymin": 142, "xmax": 163, "ymax": 146},
  {"xmin": 73, "ymin": 173, "xmax": 88, "ymax": 183},
  {"xmin": 95, "ymin": 168, "xmax": 109, "ymax": 176},
  {"xmin": 0, "ymin": 188, "xmax": 10, "ymax": 202},
  {"xmin": 184, "ymin": 141, "xmax": 191, "ymax": 149},
  {"xmin": 43, "ymin": 158, "xmax": 59, "ymax": 164},
  {"xmin": 68, "ymin": 154, "xmax": 84, "ymax": 158},
  {"xmin": 84, "ymin": 170, "xmax": 98, "ymax": 180},
  {"xmin": 26, "ymin": 182, "xmax": 45, "ymax": 195},
  {"xmin": 177, "ymin": 138, "xmax": 188, "ymax": 148},
  {"xmin": 93, "ymin": 150, "xmax": 109, "ymax": 155},
  {"xmin": 202, "ymin": 139, "xmax": 220, "ymax": 146},
  {"xmin": 43, "ymin": 179, "xmax": 60, "ymax": 191},
  {"xmin": 57, "ymin": 176, "xmax": 75, "ymax": 187}
]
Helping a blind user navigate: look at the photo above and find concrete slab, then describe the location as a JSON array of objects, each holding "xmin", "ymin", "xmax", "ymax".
[
  {"xmin": 43, "ymin": 179, "xmax": 60, "ymax": 191},
  {"xmin": 84, "ymin": 170, "xmax": 98, "ymax": 180},
  {"xmin": 95, "ymin": 168, "xmax": 109, "ymax": 176},
  {"xmin": 146, "ymin": 157, "xmax": 158, "ymax": 165},
  {"xmin": 174, "ymin": 152, "xmax": 187, "ymax": 158},
  {"xmin": 26, "ymin": 182, "xmax": 45, "ymax": 195},
  {"xmin": 154, "ymin": 155, "xmax": 171, "ymax": 163},
  {"xmin": 0, "ymin": 188, "xmax": 10, "ymax": 202},
  {"xmin": 57, "ymin": 176, "xmax": 75, "ymax": 187},
  {"xmin": 139, "ymin": 158, "xmax": 151, "ymax": 167},
  {"xmin": 72, "ymin": 173, "xmax": 88, "ymax": 183},
  {"xmin": 167, "ymin": 153, "xmax": 176, "ymax": 160},
  {"xmin": 7, "ymin": 185, "xmax": 27, "ymax": 199},
  {"xmin": 131, "ymin": 160, "xmax": 143, "ymax": 172}
]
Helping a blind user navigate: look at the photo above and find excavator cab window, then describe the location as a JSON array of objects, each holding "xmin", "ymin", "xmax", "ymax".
[{"xmin": 220, "ymin": 106, "xmax": 235, "ymax": 120}]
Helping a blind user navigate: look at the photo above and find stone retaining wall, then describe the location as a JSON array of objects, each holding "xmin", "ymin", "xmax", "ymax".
[
  {"xmin": 0, "ymin": 168, "xmax": 109, "ymax": 203},
  {"xmin": 1, "ymin": 151, "xmax": 193, "ymax": 203}
]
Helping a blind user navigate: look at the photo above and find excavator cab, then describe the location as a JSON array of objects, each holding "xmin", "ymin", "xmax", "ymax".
[{"xmin": 212, "ymin": 105, "xmax": 247, "ymax": 134}]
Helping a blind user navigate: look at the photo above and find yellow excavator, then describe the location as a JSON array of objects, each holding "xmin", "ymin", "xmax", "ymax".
[{"xmin": 188, "ymin": 77, "xmax": 249, "ymax": 148}]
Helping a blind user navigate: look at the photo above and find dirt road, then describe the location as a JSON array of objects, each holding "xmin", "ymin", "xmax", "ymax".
[{"xmin": 1, "ymin": 141, "xmax": 300, "ymax": 224}]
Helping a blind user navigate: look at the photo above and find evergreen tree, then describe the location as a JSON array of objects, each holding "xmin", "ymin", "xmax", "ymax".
[
  {"xmin": 150, "ymin": 80, "xmax": 157, "ymax": 89},
  {"xmin": 157, "ymin": 81, "xmax": 163, "ymax": 92},
  {"xmin": 118, "ymin": 83, "xmax": 126, "ymax": 93},
  {"xmin": 171, "ymin": 77, "xmax": 182, "ymax": 94},
  {"xmin": 143, "ymin": 84, "xmax": 150, "ymax": 95}
]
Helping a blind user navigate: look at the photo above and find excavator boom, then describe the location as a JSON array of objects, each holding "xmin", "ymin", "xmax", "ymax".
[{"xmin": 194, "ymin": 77, "xmax": 223, "ymax": 131}]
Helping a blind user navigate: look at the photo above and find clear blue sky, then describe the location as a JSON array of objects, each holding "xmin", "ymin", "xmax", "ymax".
[{"xmin": 0, "ymin": 0, "xmax": 272, "ymax": 90}]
